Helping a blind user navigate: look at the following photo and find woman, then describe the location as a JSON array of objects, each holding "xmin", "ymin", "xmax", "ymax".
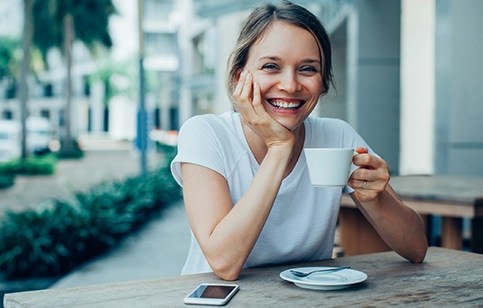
[{"xmin": 171, "ymin": 1, "xmax": 427, "ymax": 281}]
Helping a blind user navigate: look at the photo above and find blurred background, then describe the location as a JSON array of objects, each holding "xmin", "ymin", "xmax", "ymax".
[
  {"xmin": 1, "ymin": 0, "xmax": 482, "ymax": 176},
  {"xmin": 1, "ymin": 0, "xmax": 483, "ymax": 297}
]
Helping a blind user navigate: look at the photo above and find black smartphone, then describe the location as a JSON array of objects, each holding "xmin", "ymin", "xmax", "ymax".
[{"xmin": 183, "ymin": 283, "xmax": 239, "ymax": 306}]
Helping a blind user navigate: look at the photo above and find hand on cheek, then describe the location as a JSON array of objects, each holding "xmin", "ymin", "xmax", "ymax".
[
  {"xmin": 233, "ymin": 71, "xmax": 293, "ymax": 148},
  {"xmin": 233, "ymin": 71, "xmax": 256, "ymax": 117}
]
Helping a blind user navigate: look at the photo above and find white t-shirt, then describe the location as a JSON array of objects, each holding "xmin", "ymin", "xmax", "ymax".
[{"xmin": 171, "ymin": 111, "xmax": 372, "ymax": 275}]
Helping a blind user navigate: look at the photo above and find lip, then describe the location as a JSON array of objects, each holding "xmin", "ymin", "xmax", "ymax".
[{"xmin": 266, "ymin": 98, "xmax": 306, "ymax": 110}]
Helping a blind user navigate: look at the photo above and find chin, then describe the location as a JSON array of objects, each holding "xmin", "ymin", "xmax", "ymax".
[
  {"xmin": 265, "ymin": 104, "xmax": 306, "ymax": 130},
  {"xmin": 274, "ymin": 117, "xmax": 303, "ymax": 131}
]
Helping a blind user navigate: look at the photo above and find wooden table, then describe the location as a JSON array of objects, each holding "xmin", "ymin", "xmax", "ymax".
[
  {"xmin": 339, "ymin": 175, "xmax": 483, "ymax": 256},
  {"xmin": 4, "ymin": 247, "xmax": 483, "ymax": 307}
]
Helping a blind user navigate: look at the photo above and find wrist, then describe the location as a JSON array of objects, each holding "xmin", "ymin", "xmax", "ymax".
[{"xmin": 267, "ymin": 140, "xmax": 293, "ymax": 155}]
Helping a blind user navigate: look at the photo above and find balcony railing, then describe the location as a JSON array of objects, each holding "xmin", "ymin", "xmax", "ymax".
[{"xmin": 193, "ymin": 0, "xmax": 355, "ymax": 32}]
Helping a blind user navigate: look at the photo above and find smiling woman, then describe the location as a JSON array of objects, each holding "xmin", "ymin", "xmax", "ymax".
[
  {"xmin": 170, "ymin": 0, "xmax": 427, "ymax": 281},
  {"xmin": 234, "ymin": 21, "xmax": 323, "ymax": 132}
]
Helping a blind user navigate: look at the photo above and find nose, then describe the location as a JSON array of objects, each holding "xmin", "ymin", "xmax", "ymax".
[{"xmin": 278, "ymin": 71, "xmax": 302, "ymax": 93}]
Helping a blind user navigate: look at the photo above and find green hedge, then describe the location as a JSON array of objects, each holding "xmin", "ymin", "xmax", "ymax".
[
  {"xmin": 0, "ymin": 154, "xmax": 57, "ymax": 176},
  {"xmin": 0, "ymin": 174, "xmax": 15, "ymax": 189},
  {"xmin": 0, "ymin": 153, "xmax": 181, "ymax": 279}
]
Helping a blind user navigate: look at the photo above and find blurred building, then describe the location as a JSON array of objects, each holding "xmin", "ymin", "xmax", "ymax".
[
  {"xmin": 0, "ymin": 0, "xmax": 106, "ymax": 142},
  {"xmin": 173, "ymin": 0, "xmax": 483, "ymax": 177},
  {"xmin": 98, "ymin": 0, "xmax": 181, "ymax": 141},
  {"xmin": 142, "ymin": 0, "xmax": 179, "ymax": 131},
  {"xmin": 0, "ymin": 0, "xmax": 22, "ymax": 37},
  {"xmin": 1, "ymin": 0, "xmax": 482, "ymax": 176}
]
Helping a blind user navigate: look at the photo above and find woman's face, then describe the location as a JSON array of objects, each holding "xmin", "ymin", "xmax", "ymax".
[{"xmin": 243, "ymin": 21, "xmax": 324, "ymax": 131}]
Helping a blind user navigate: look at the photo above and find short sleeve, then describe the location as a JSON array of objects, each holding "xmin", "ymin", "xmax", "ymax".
[{"xmin": 170, "ymin": 115, "xmax": 226, "ymax": 187}]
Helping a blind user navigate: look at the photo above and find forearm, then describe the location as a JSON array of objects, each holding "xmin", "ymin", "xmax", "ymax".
[
  {"xmin": 351, "ymin": 185, "xmax": 428, "ymax": 263},
  {"xmin": 202, "ymin": 145, "xmax": 292, "ymax": 279}
]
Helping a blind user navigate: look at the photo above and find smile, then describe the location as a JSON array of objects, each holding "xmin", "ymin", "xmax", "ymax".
[{"xmin": 267, "ymin": 99, "xmax": 305, "ymax": 110}]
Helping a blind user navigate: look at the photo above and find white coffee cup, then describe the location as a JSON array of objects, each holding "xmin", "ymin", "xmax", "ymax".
[{"xmin": 304, "ymin": 148, "xmax": 357, "ymax": 187}]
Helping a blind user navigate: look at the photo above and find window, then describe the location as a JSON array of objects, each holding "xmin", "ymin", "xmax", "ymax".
[
  {"xmin": 40, "ymin": 109, "xmax": 50, "ymax": 119},
  {"xmin": 3, "ymin": 110, "xmax": 13, "ymax": 119},
  {"xmin": 145, "ymin": 32, "xmax": 177, "ymax": 56},
  {"xmin": 192, "ymin": 31, "xmax": 215, "ymax": 74},
  {"xmin": 144, "ymin": 0, "xmax": 174, "ymax": 21}
]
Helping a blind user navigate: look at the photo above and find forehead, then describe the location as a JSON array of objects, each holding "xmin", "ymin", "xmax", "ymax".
[{"xmin": 250, "ymin": 21, "xmax": 321, "ymax": 60}]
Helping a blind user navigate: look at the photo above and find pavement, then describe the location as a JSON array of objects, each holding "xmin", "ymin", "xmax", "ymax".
[{"xmin": 0, "ymin": 135, "xmax": 190, "ymax": 294}]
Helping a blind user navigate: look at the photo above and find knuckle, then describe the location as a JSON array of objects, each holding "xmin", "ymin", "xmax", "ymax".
[
  {"xmin": 382, "ymin": 171, "xmax": 390, "ymax": 183},
  {"xmin": 251, "ymin": 118, "xmax": 264, "ymax": 127},
  {"xmin": 358, "ymin": 168, "xmax": 369, "ymax": 179}
]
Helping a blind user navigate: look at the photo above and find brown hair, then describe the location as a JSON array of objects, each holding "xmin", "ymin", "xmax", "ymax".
[{"xmin": 226, "ymin": 1, "xmax": 333, "ymax": 101}]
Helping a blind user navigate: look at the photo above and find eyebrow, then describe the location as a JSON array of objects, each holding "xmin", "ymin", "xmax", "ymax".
[{"xmin": 257, "ymin": 56, "xmax": 321, "ymax": 65}]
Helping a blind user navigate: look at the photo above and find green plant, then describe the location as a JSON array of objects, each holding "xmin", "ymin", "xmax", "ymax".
[
  {"xmin": 0, "ymin": 36, "xmax": 19, "ymax": 82},
  {"xmin": 0, "ymin": 151, "xmax": 181, "ymax": 279},
  {"xmin": 156, "ymin": 143, "xmax": 177, "ymax": 160},
  {"xmin": 55, "ymin": 139, "xmax": 84, "ymax": 159},
  {"xmin": 0, "ymin": 173, "xmax": 15, "ymax": 189},
  {"xmin": 0, "ymin": 154, "xmax": 57, "ymax": 175}
]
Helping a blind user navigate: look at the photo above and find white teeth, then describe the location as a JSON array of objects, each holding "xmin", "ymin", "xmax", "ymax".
[{"xmin": 269, "ymin": 100, "xmax": 303, "ymax": 109}]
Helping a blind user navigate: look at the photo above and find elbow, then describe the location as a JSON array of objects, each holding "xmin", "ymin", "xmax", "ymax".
[
  {"xmin": 407, "ymin": 241, "xmax": 428, "ymax": 264},
  {"xmin": 201, "ymin": 242, "xmax": 245, "ymax": 280},
  {"xmin": 394, "ymin": 235, "xmax": 428, "ymax": 263},
  {"xmin": 215, "ymin": 270, "xmax": 240, "ymax": 281},
  {"xmin": 413, "ymin": 242, "xmax": 428, "ymax": 263},
  {"xmin": 405, "ymin": 220, "xmax": 429, "ymax": 263},
  {"xmin": 210, "ymin": 260, "xmax": 242, "ymax": 281}
]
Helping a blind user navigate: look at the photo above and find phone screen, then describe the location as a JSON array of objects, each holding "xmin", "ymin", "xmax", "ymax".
[
  {"xmin": 184, "ymin": 283, "xmax": 239, "ymax": 305},
  {"xmin": 189, "ymin": 285, "xmax": 236, "ymax": 299}
]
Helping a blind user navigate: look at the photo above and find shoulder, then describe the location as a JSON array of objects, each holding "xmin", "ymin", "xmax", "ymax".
[
  {"xmin": 178, "ymin": 112, "xmax": 237, "ymax": 137},
  {"xmin": 179, "ymin": 113, "xmax": 221, "ymax": 131}
]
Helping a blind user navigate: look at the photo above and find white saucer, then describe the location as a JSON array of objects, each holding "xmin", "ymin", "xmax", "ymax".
[{"xmin": 279, "ymin": 266, "xmax": 367, "ymax": 291}]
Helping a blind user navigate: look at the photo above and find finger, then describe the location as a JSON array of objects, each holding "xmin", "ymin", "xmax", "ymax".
[
  {"xmin": 233, "ymin": 71, "xmax": 251, "ymax": 105},
  {"xmin": 353, "ymin": 153, "xmax": 386, "ymax": 170},
  {"xmin": 233, "ymin": 70, "xmax": 246, "ymax": 99},
  {"xmin": 351, "ymin": 167, "xmax": 370, "ymax": 181},
  {"xmin": 239, "ymin": 71, "xmax": 253, "ymax": 102},
  {"xmin": 352, "ymin": 148, "xmax": 369, "ymax": 167},
  {"xmin": 348, "ymin": 179, "xmax": 367, "ymax": 196},
  {"xmin": 251, "ymin": 82, "xmax": 265, "ymax": 115},
  {"xmin": 238, "ymin": 73, "xmax": 263, "ymax": 126}
]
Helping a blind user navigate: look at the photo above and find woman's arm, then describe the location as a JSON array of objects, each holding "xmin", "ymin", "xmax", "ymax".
[
  {"xmin": 182, "ymin": 71, "xmax": 297, "ymax": 280},
  {"xmin": 348, "ymin": 150, "xmax": 428, "ymax": 263},
  {"xmin": 181, "ymin": 142, "xmax": 292, "ymax": 281}
]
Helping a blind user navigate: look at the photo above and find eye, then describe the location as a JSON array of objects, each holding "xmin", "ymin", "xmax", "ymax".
[
  {"xmin": 261, "ymin": 63, "xmax": 279, "ymax": 71},
  {"xmin": 300, "ymin": 66, "xmax": 319, "ymax": 74}
]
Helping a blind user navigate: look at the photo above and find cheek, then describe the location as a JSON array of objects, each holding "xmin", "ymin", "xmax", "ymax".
[
  {"xmin": 310, "ymin": 78, "xmax": 324, "ymax": 95},
  {"xmin": 253, "ymin": 75, "xmax": 274, "ymax": 97},
  {"xmin": 252, "ymin": 74, "xmax": 274, "ymax": 97}
]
